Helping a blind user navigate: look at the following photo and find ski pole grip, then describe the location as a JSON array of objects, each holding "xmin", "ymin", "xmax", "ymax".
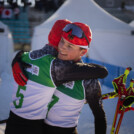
[
  {"xmin": 126, "ymin": 67, "xmax": 132, "ymax": 71},
  {"xmin": 124, "ymin": 67, "xmax": 132, "ymax": 76}
]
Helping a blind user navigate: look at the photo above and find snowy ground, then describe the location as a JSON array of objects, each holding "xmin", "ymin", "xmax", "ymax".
[
  {"xmin": 0, "ymin": 72, "xmax": 13, "ymax": 134},
  {"xmin": 0, "ymin": 73, "xmax": 134, "ymax": 134}
]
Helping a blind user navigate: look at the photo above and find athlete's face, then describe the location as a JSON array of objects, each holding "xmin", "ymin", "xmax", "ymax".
[{"xmin": 58, "ymin": 37, "xmax": 87, "ymax": 61}]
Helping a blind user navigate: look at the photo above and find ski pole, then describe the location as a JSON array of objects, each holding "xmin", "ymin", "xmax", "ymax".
[
  {"xmin": 102, "ymin": 67, "xmax": 133, "ymax": 134},
  {"xmin": 115, "ymin": 79, "xmax": 134, "ymax": 134},
  {"xmin": 115, "ymin": 108, "xmax": 125, "ymax": 134},
  {"xmin": 102, "ymin": 92, "xmax": 118, "ymax": 100},
  {"xmin": 109, "ymin": 67, "xmax": 132, "ymax": 134},
  {"xmin": 110, "ymin": 99, "xmax": 120, "ymax": 134}
]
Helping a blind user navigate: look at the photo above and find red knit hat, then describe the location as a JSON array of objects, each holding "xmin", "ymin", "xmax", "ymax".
[
  {"xmin": 62, "ymin": 22, "xmax": 92, "ymax": 49},
  {"xmin": 48, "ymin": 19, "xmax": 72, "ymax": 49}
]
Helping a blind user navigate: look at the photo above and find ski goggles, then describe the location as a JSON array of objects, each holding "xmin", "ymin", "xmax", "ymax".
[{"xmin": 62, "ymin": 23, "xmax": 90, "ymax": 47}]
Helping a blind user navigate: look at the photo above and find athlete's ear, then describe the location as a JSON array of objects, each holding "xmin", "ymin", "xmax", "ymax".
[{"xmin": 80, "ymin": 49, "xmax": 87, "ymax": 56}]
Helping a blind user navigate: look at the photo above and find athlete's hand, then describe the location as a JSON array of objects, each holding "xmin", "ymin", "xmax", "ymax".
[{"xmin": 12, "ymin": 51, "xmax": 31, "ymax": 86}]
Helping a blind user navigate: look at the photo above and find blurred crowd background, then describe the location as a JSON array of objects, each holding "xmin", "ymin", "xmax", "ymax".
[
  {"xmin": 0, "ymin": 0, "xmax": 134, "ymax": 51},
  {"xmin": 0, "ymin": 0, "xmax": 66, "ymax": 51}
]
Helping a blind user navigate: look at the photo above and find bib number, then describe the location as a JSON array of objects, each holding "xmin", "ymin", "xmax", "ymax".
[
  {"xmin": 13, "ymin": 86, "xmax": 26, "ymax": 108},
  {"xmin": 47, "ymin": 95, "xmax": 59, "ymax": 115}
]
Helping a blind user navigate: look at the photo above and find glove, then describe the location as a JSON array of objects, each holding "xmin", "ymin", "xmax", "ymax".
[
  {"xmin": 12, "ymin": 50, "xmax": 31, "ymax": 86},
  {"xmin": 123, "ymin": 96, "xmax": 134, "ymax": 108}
]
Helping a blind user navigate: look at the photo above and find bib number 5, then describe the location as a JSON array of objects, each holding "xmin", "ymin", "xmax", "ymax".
[{"xmin": 13, "ymin": 86, "xmax": 26, "ymax": 108}]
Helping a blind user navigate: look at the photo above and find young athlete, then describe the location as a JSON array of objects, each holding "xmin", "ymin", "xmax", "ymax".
[
  {"xmin": 44, "ymin": 22, "xmax": 107, "ymax": 134},
  {"xmin": 6, "ymin": 20, "xmax": 108, "ymax": 134}
]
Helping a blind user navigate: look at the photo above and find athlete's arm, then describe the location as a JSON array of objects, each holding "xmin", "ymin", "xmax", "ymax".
[
  {"xmin": 12, "ymin": 44, "xmax": 58, "ymax": 86},
  {"xmin": 84, "ymin": 79, "xmax": 107, "ymax": 134},
  {"xmin": 12, "ymin": 45, "xmax": 108, "ymax": 86},
  {"xmin": 51, "ymin": 59, "xmax": 108, "ymax": 86}
]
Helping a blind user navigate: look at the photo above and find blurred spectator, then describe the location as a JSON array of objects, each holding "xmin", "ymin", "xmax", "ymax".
[
  {"xmin": 121, "ymin": 1, "xmax": 126, "ymax": 11},
  {"xmin": 9, "ymin": 2, "xmax": 20, "ymax": 19},
  {"xmin": 35, "ymin": 0, "xmax": 45, "ymax": 11},
  {"xmin": 22, "ymin": 0, "xmax": 30, "ymax": 12},
  {"xmin": 7, "ymin": 0, "xmax": 13, "ymax": 6},
  {"xmin": 13, "ymin": 5, "xmax": 20, "ymax": 19},
  {"xmin": 0, "ymin": 1, "xmax": 4, "ymax": 6},
  {"xmin": 45, "ymin": 0, "xmax": 55, "ymax": 12},
  {"xmin": 34, "ymin": 0, "xmax": 66, "ymax": 13},
  {"xmin": 0, "ymin": 2, "xmax": 4, "ymax": 18}
]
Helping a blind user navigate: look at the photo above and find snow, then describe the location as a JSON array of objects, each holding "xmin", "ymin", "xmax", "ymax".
[
  {"xmin": 0, "ymin": 72, "xmax": 14, "ymax": 121},
  {"xmin": 129, "ymin": 20, "xmax": 134, "ymax": 27},
  {"xmin": 0, "ymin": 123, "xmax": 6, "ymax": 134}
]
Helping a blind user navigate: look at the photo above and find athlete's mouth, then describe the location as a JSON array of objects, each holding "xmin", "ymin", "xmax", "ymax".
[{"xmin": 59, "ymin": 51, "xmax": 67, "ymax": 56}]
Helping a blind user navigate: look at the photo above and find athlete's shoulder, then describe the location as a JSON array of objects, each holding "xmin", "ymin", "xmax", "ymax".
[{"xmin": 29, "ymin": 44, "xmax": 57, "ymax": 60}]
